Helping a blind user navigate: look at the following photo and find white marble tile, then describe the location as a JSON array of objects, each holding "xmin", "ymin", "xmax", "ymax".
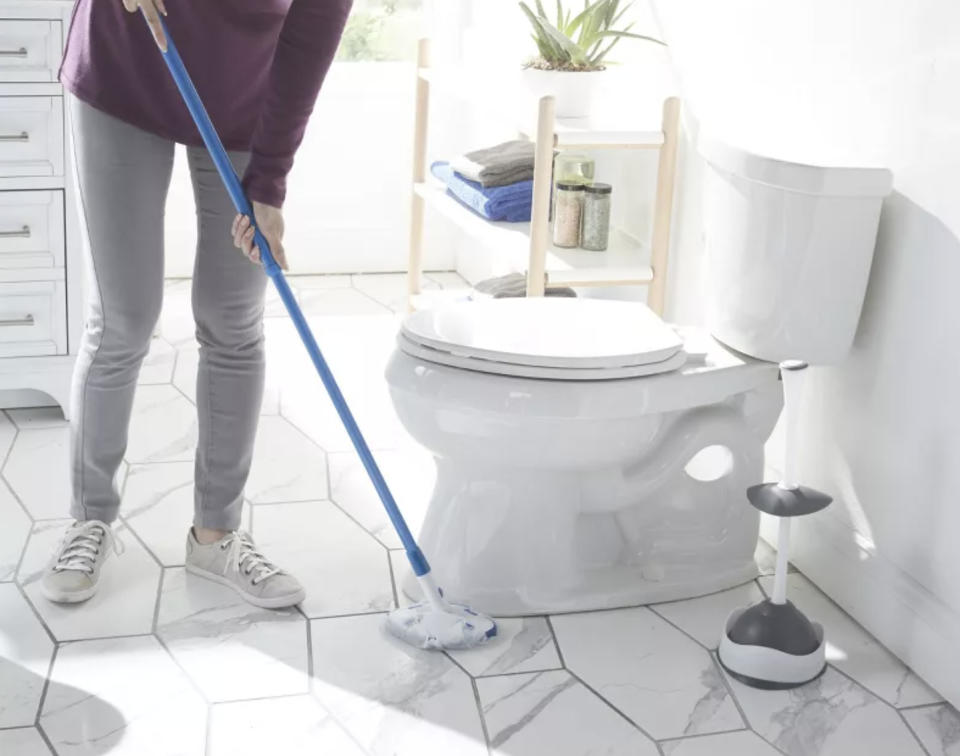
[
  {"xmin": 424, "ymin": 271, "xmax": 470, "ymax": 289},
  {"xmin": 0, "ymin": 410, "xmax": 15, "ymax": 457},
  {"xmin": 159, "ymin": 279, "xmax": 197, "ymax": 349},
  {"xmin": 6, "ymin": 406, "xmax": 67, "ymax": 429},
  {"xmin": 245, "ymin": 416, "xmax": 328, "ymax": 504},
  {"xmin": 0, "ymin": 584, "xmax": 54, "ymax": 727},
  {"xmin": 651, "ymin": 582, "xmax": 766, "ymax": 650},
  {"xmin": 902, "ymin": 704, "xmax": 960, "ymax": 756},
  {"xmin": 724, "ymin": 664, "xmax": 925, "ymax": 756},
  {"xmin": 551, "ymin": 607, "xmax": 744, "ymax": 740},
  {"xmin": 758, "ymin": 574, "xmax": 941, "ymax": 707},
  {"xmin": 754, "ymin": 538, "xmax": 778, "ymax": 575},
  {"xmin": 208, "ymin": 695, "xmax": 366, "ymax": 756},
  {"xmin": 291, "ymin": 274, "xmax": 352, "ymax": 290},
  {"xmin": 18, "ymin": 520, "xmax": 161, "ymax": 641},
  {"xmin": 2, "ymin": 426, "xmax": 70, "ymax": 520},
  {"xmin": 138, "ymin": 336, "xmax": 177, "ymax": 385},
  {"xmin": 448, "ymin": 617, "xmax": 561, "ymax": 677},
  {"xmin": 0, "ymin": 728, "xmax": 53, "ymax": 755},
  {"xmin": 351, "ymin": 273, "xmax": 436, "ymax": 313},
  {"xmin": 121, "ymin": 462, "xmax": 251, "ymax": 566},
  {"xmin": 328, "ymin": 448, "xmax": 434, "ymax": 549},
  {"xmin": 0, "ymin": 478, "xmax": 30, "ymax": 581},
  {"xmin": 40, "ymin": 634, "xmax": 206, "ymax": 756},
  {"xmin": 478, "ymin": 669, "xmax": 658, "ymax": 755},
  {"xmin": 661, "ymin": 730, "xmax": 780, "ymax": 756},
  {"xmin": 253, "ymin": 501, "xmax": 393, "ymax": 618},
  {"xmin": 155, "ymin": 567, "xmax": 309, "ymax": 702},
  {"xmin": 310, "ymin": 613, "xmax": 487, "ymax": 756},
  {"xmin": 126, "ymin": 384, "xmax": 198, "ymax": 464},
  {"xmin": 298, "ymin": 286, "xmax": 389, "ymax": 317}
]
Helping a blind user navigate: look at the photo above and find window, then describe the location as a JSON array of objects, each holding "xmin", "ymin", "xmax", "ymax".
[{"xmin": 336, "ymin": 0, "xmax": 423, "ymax": 62}]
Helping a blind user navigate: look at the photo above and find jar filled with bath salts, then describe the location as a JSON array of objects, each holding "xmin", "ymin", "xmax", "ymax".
[
  {"xmin": 581, "ymin": 183, "xmax": 612, "ymax": 251},
  {"xmin": 551, "ymin": 152, "xmax": 594, "ymax": 220},
  {"xmin": 553, "ymin": 182, "xmax": 585, "ymax": 248}
]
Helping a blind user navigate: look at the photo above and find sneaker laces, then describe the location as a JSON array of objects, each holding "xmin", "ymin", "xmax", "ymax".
[
  {"xmin": 53, "ymin": 521, "xmax": 124, "ymax": 574},
  {"xmin": 221, "ymin": 531, "xmax": 280, "ymax": 585}
]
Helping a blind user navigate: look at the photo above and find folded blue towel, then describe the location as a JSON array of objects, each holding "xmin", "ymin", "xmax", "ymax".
[{"xmin": 431, "ymin": 161, "xmax": 532, "ymax": 222}]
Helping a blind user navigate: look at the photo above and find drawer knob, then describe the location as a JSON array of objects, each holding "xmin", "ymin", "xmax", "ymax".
[
  {"xmin": 0, "ymin": 131, "xmax": 28, "ymax": 142},
  {"xmin": 0, "ymin": 314, "xmax": 34, "ymax": 327},
  {"xmin": 0, "ymin": 224, "xmax": 30, "ymax": 238},
  {"xmin": 0, "ymin": 47, "xmax": 28, "ymax": 58}
]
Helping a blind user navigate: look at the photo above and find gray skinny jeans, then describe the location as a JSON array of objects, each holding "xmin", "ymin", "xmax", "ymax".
[{"xmin": 68, "ymin": 95, "xmax": 267, "ymax": 531}]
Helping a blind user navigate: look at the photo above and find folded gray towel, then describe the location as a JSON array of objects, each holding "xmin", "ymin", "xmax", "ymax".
[
  {"xmin": 473, "ymin": 273, "xmax": 576, "ymax": 299},
  {"xmin": 450, "ymin": 140, "xmax": 536, "ymax": 188}
]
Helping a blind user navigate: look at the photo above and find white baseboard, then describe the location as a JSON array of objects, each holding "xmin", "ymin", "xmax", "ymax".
[{"xmin": 763, "ymin": 512, "xmax": 960, "ymax": 709}]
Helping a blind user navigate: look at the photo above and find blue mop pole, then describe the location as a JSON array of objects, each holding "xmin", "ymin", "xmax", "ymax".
[{"xmin": 151, "ymin": 16, "xmax": 431, "ymax": 579}]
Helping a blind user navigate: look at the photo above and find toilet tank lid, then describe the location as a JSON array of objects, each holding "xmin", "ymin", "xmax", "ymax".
[
  {"xmin": 401, "ymin": 298, "xmax": 684, "ymax": 371},
  {"xmin": 698, "ymin": 135, "xmax": 893, "ymax": 198}
]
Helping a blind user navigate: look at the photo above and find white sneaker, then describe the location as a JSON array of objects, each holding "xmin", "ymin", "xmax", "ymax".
[
  {"xmin": 184, "ymin": 529, "xmax": 305, "ymax": 609},
  {"xmin": 41, "ymin": 520, "xmax": 123, "ymax": 603}
]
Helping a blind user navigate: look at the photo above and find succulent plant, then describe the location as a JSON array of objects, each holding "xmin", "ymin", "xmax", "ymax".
[{"xmin": 519, "ymin": 0, "xmax": 665, "ymax": 72}]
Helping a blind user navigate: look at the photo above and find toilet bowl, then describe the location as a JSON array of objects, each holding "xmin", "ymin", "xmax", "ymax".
[
  {"xmin": 386, "ymin": 298, "xmax": 782, "ymax": 615},
  {"xmin": 387, "ymin": 137, "xmax": 892, "ymax": 616}
]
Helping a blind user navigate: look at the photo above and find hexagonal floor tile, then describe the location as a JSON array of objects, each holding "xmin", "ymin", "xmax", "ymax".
[
  {"xmin": 758, "ymin": 573, "xmax": 941, "ymax": 707},
  {"xmin": 40, "ymin": 634, "xmax": 206, "ymax": 756},
  {"xmin": 208, "ymin": 696, "xmax": 365, "ymax": 756},
  {"xmin": 901, "ymin": 704, "xmax": 960, "ymax": 756},
  {"xmin": 121, "ymin": 462, "xmax": 251, "ymax": 566},
  {"xmin": 551, "ymin": 607, "xmax": 744, "ymax": 740},
  {"xmin": 138, "ymin": 335, "xmax": 177, "ymax": 385},
  {"xmin": 17, "ymin": 519, "xmax": 161, "ymax": 641},
  {"xmin": 661, "ymin": 730, "xmax": 780, "ymax": 755},
  {"xmin": 650, "ymin": 581, "xmax": 766, "ymax": 650},
  {"xmin": 424, "ymin": 271, "xmax": 469, "ymax": 289},
  {"xmin": 477, "ymin": 669, "xmax": 659, "ymax": 755},
  {"xmin": 0, "ymin": 583, "xmax": 55, "ymax": 727},
  {"xmin": 155, "ymin": 567, "xmax": 308, "ymax": 702},
  {"xmin": 0, "ymin": 728, "xmax": 52, "ymax": 755},
  {"xmin": 297, "ymin": 286, "xmax": 388, "ymax": 317},
  {"xmin": 351, "ymin": 272, "xmax": 437, "ymax": 313},
  {"xmin": 310, "ymin": 613, "xmax": 487, "ymax": 756},
  {"xmin": 447, "ymin": 616, "xmax": 562, "ymax": 678},
  {"xmin": 2, "ymin": 425, "xmax": 69, "ymax": 520},
  {"xmin": 245, "ymin": 416, "xmax": 327, "ymax": 504},
  {"xmin": 327, "ymin": 447, "xmax": 434, "ymax": 549},
  {"xmin": 0, "ymin": 478, "xmax": 30, "ymax": 581},
  {"xmin": 252, "ymin": 500, "xmax": 393, "ymax": 618},
  {"xmin": 723, "ymin": 664, "xmax": 925, "ymax": 755},
  {"xmin": 126, "ymin": 384, "xmax": 198, "ymax": 464}
]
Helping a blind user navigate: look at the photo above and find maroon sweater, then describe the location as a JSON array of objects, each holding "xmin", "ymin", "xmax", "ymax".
[{"xmin": 60, "ymin": 0, "xmax": 352, "ymax": 208}]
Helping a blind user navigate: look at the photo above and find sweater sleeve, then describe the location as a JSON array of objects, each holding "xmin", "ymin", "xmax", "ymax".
[{"xmin": 241, "ymin": 0, "xmax": 352, "ymax": 208}]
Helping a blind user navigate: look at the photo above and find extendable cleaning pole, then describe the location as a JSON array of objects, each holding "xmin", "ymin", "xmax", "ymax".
[{"xmin": 146, "ymin": 13, "xmax": 495, "ymax": 649}]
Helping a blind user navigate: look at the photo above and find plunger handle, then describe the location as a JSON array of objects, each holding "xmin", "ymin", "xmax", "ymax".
[{"xmin": 772, "ymin": 360, "xmax": 808, "ymax": 604}]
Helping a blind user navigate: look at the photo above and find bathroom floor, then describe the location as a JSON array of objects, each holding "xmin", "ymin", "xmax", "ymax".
[{"xmin": 0, "ymin": 272, "xmax": 957, "ymax": 756}]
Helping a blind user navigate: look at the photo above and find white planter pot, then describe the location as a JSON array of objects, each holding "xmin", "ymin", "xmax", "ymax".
[{"xmin": 520, "ymin": 67, "xmax": 606, "ymax": 119}]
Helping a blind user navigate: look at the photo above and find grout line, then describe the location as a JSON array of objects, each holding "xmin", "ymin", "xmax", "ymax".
[
  {"xmin": 51, "ymin": 630, "xmax": 156, "ymax": 645},
  {"xmin": 151, "ymin": 567, "xmax": 166, "ymax": 633},
  {"xmin": 14, "ymin": 580, "xmax": 57, "ymax": 646},
  {"xmin": 153, "ymin": 631, "xmax": 212, "ymax": 706},
  {"xmin": 708, "ymin": 651, "xmax": 754, "ymax": 737},
  {"xmin": 898, "ymin": 707, "xmax": 934, "ymax": 756},
  {"xmin": 32, "ymin": 642, "xmax": 58, "ymax": 730},
  {"xmin": 35, "ymin": 719, "xmax": 57, "ymax": 755},
  {"xmin": 303, "ymin": 610, "xmax": 315, "ymax": 696},
  {"xmin": 647, "ymin": 605, "xmax": 714, "ymax": 653},
  {"xmin": 564, "ymin": 666, "xmax": 660, "ymax": 744},
  {"xmin": 301, "ymin": 608, "xmax": 389, "ymax": 622},
  {"xmin": 115, "ymin": 516, "xmax": 166, "ymax": 572},
  {"xmin": 203, "ymin": 702, "xmax": 214, "ymax": 756},
  {"xmin": 897, "ymin": 701, "xmax": 952, "ymax": 712},
  {"xmin": 470, "ymin": 677, "xmax": 493, "ymax": 756},
  {"xmin": 544, "ymin": 616, "xmax": 566, "ymax": 669},
  {"xmin": 386, "ymin": 548, "xmax": 400, "ymax": 610},
  {"xmin": 475, "ymin": 666, "xmax": 565, "ymax": 680}
]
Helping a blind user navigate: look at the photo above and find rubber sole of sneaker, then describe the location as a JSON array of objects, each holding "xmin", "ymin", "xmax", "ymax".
[
  {"xmin": 40, "ymin": 581, "xmax": 98, "ymax": 604},
  {"xmin": 185, "ymin": 563, "xmax": 305, "ymax": 609}
]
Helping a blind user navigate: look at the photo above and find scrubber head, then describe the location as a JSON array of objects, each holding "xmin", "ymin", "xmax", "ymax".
[{"xmin": 386, "ymin": 601, "xmax": 497, "ymax": 650}]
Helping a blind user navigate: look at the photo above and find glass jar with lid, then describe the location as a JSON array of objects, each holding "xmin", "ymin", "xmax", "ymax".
[
  {"xmin": 581, "ymin": 183, "xmax": 612, "ymax": 251},
  {"xmin": 553, "ymin": 182, "xmax": 585, "ymax": 248}
]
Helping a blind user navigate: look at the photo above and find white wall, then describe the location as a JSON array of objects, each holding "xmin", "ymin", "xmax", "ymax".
[{"xmin": 652, "ymin": 0, "xmax": 960, "ymax": 707}]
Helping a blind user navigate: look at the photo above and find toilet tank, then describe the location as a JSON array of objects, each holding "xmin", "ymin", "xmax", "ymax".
[{"xmin": 698, "ymin": 137, "xmax": 893, "ymax": 364}]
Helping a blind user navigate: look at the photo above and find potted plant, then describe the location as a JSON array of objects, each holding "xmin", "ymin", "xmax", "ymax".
[{"xmin": 519, "ymin": 0, "xmax": 665, "ymax": 118}]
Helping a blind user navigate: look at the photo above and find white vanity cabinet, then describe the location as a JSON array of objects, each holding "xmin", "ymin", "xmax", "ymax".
[{"xmin": 0, "ymin": 1, "xmax": 83, "ymax": 419}]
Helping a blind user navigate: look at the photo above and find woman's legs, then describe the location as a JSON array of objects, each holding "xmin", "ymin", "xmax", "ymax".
[
  {"xmin": 68, "ymin": 96, "xmax": 175, "ymax": 524},
  {"xmin": 187, "ymin": 145, "xmax": 268, "ymax": 533}
]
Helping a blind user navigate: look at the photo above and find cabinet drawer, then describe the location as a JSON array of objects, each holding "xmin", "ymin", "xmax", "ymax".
[
  {"xmin": 0, "ymin": 20, "xmax": 62, "ymax": 82},
  {"xmin": 0, "ymin": 96, "xmax": 63, "ymax": 176},
  {"xmin": 0, "ymin": 278, "xmax": 66, "ymax": 357},
  {"xmin": 0, "ymin": 190, "xmax": 63, "ymax": 268}
]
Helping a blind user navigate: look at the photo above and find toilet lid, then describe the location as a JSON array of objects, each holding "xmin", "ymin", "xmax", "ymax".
[{"xmin": 400, "ymin": 298, "xmax": 685, "ymax": 373}]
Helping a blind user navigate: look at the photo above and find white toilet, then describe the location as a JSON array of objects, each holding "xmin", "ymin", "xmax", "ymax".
[{"xmin": 386, "ymin": 137, "xmax": 893, "ymax": 616}]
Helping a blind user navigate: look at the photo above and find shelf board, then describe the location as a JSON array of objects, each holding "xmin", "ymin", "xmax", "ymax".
[{"xmin": 414, "ymin": 179, "xmax": 652, "ymax": 288}]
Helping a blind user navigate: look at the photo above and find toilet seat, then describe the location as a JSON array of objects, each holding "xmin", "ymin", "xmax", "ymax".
[{"xmin": 399, "ymin": 298, "xmax": 688, "ymax": 380}]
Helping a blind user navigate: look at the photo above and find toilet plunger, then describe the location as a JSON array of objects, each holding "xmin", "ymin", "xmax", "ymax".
[{"xmin": 717, "ymin": 360, "xmax": 830, "ymax": 689}]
